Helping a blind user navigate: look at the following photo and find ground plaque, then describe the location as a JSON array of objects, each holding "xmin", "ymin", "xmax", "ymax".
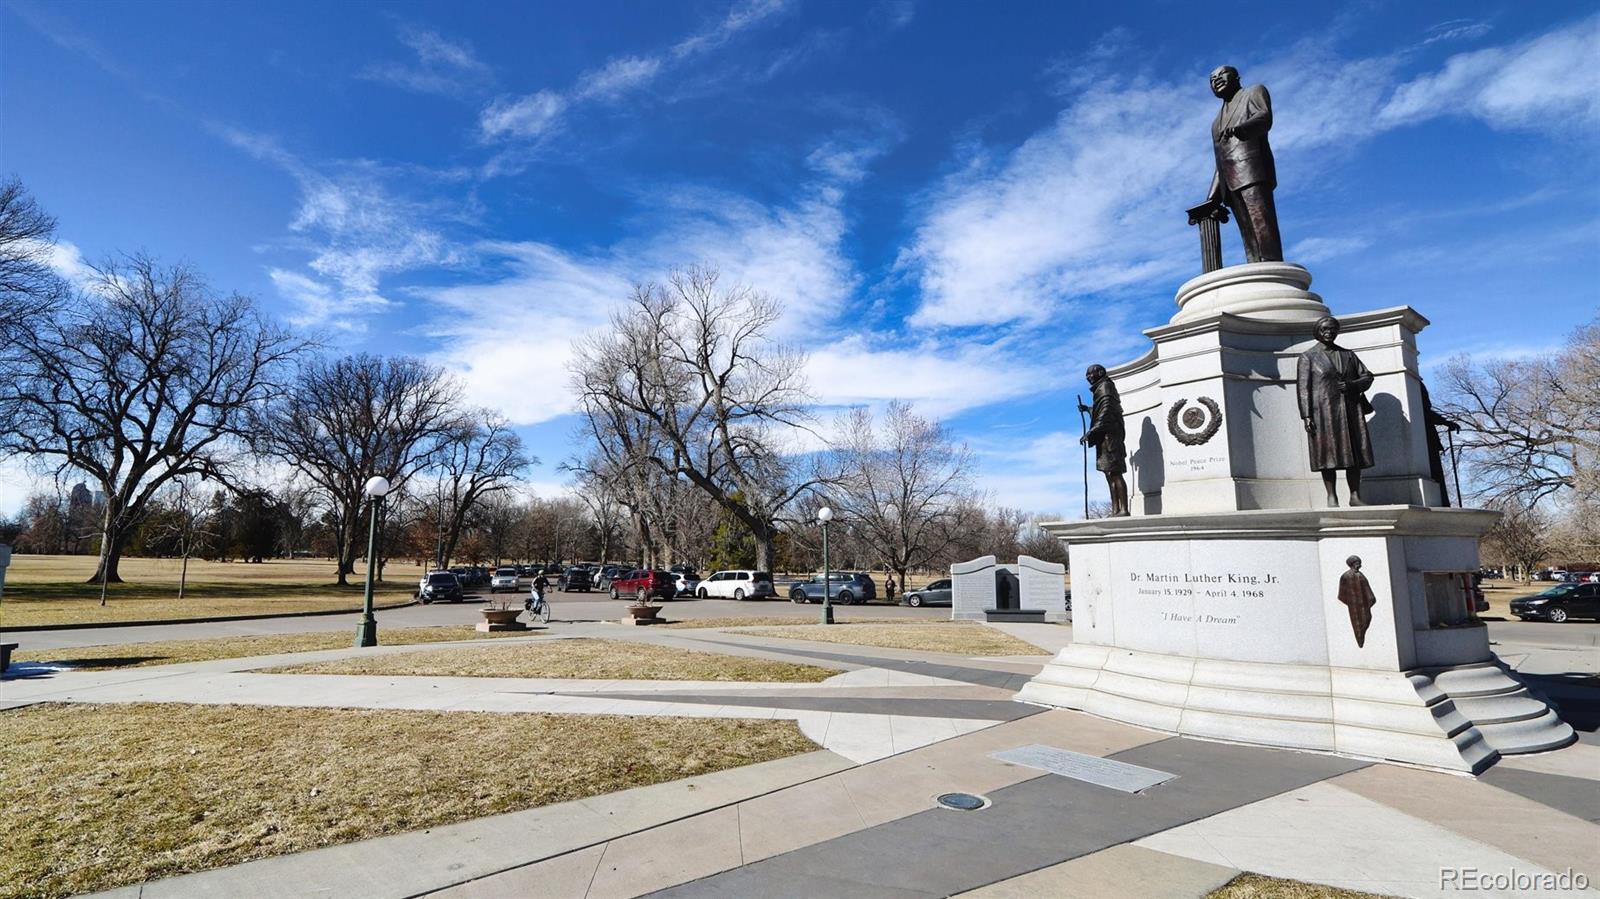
[{"xmin": 991, "ymin": 744, "xmax": 1177, "ymax": 793}]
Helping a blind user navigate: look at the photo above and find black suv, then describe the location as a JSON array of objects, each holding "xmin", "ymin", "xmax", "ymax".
[
  {"xmin": 561, "ymin": 567, "xmax": 594, "ymax": 592},
  {"xmin": 419, "ymin": 571, "xmax": 464, "ymax": 604}
]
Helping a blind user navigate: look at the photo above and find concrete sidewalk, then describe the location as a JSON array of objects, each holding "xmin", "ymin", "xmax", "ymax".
[{"xmin": 14, "ymin": 623, "xmax": 1595, "ymax": 899}]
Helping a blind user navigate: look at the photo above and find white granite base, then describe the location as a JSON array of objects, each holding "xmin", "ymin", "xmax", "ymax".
[
  {"xmin": 1019, "ymin": 505, "xmax": 1575, "ymax": 774},
  {"xmin": 1017, "ymin": 645, "xmax": 1573, "ymax": 774}
]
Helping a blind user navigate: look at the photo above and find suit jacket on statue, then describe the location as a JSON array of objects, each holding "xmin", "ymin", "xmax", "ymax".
[{"xmin": 1212, "ymin": 83, "xmax": 1276, "ymax": 193}]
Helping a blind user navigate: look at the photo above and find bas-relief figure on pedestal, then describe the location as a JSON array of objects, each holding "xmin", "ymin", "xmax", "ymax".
[
  {"xmin": 1298, "ymin": 316, "xmax": 1375, "ymax": 507},
  {"xmin": 1206, "ymin": 65, "xmax": 1282, "ymax": 264},
  {"xmin": 1338, "ymin": 556, "xmax": 1378, "ymax": 648},
  {"xmin": 1078, "ymin": 365, "xmax": 1129, "ymax": 517}
]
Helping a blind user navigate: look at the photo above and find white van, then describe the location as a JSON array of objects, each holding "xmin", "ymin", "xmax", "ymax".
[{"xmin": 697, "ymin": 570, "xmax": 775, "ymax": 600}]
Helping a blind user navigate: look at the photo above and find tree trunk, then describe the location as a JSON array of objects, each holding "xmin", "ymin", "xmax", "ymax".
[
  {"xmin": 754, "ymin": 534, "xmax": 772, "ymax": 573},
  {"xmin": 88, "ymin": 501, "xmax": 125, "ymax": 585}
]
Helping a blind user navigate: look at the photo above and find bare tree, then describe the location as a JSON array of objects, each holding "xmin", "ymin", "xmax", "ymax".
[
  {"xmin": 571, "ymin": 267, "xmax": 824, "ymax": 570},
  {"xmin": 0, "ymin": 177, "xmax": 68, "ymax": 340},
  {"xmin": 571, "ymin": 466, "xmax": 629, "ymax": 565},
  {"xmin": 429, "ymin": 414, "xmax": 533, "ymax": 568},
  {"xmin": 263, "ymin": 354, "xmax": 464, "ymax": 584},
  {"xmin": 827, "ymin": 401, "xmax": 977, "ymax": 588},
  {"xmin": 0, "ymin": 256, "xmax": 306, "ymax": 585},
  {"xmin": 1480, "ymin": 500, "xmax": 1552, "ymax": 581},
  {"xmin": 1436, "ymin": 316, "xmax": 1599, "ymax": 508}
]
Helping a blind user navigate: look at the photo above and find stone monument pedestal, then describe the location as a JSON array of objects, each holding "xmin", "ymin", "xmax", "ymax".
[
  {"xmin": 1018, "ymin": 262, "xmax": 1575, "ymax": 774},
  {"xmin": 952, "ymin": 555, "xmax": 1069, "ymax": 623},
  {"xmin": 1019, "ymin": 499, "xmax": 1574, "ymax": 774}
]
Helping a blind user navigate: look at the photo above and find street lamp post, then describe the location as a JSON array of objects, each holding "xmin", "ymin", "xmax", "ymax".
[
  {"xmin": 355, "ymin": 475, "xmax": 392, "ymax": 648},
  {"xmin": 817, "ymin": 506, "xmax": 834, "ymax": 625}
]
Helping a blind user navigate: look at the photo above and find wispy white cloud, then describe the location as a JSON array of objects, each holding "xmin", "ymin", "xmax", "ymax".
[
  {"xmin": 1380, "ymin": 16, "xmax": 1600, "ymax": 131},
  {"xmin": 1289, "ymin": 236, "xmax": 1372, "ymax": 264},
  {"xmin": 869, "ymin": 0, "xmax": 915, "ymax": 32},
  {"xmin": 34, "ymin": 238, "xmax": 96, "ymax": 288},
  {"xmin": 480, "ymin": 91, "xmax": 568, "ymax": 140},
  {"xmin": 216, "ymin": 126, "xmax": 464, "ymax": 330},
  {"xmin": 900, "ymin": 17, "xmax": 1600, "ymax": 331},
  {"xmin": 1422, "ymin": 19, "xmax": 1493, "ymax": 47},
  {"xmin": 417, "ymin": 143, "xmax": 869, "ymax": 424},
  {"xmin": 359, "ymin": 25, "xmax": 493, "ymax": 97},
  {"xmin": 574, "ymin": 56, "xmax": 664, "ymax": 101},
  {"xmin": 479, "ymin": 0, "xmax": 793, "ymax": 145}
]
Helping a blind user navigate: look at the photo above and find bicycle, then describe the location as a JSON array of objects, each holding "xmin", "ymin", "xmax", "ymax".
[{"xmin": 525, "ymin": 588, "xmax": 553, "ymax": 625}]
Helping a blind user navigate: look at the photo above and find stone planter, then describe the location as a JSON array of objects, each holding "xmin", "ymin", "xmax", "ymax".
[
  {"xmin": 477, "ymin": 607, "xmax": 528, "ymax": 632},
  {"xmin": 623, "ymin": 604, "xmax": 664, "ymax": 626}
]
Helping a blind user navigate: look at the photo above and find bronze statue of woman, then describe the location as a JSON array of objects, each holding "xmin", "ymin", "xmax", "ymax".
[{"xmin": 1297, "ymin": 316, "xmax": 1374, "ymax": 506}]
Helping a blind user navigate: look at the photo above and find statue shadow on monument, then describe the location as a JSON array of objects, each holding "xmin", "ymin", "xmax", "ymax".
[
  {"xmin": 1368, "ymin": 391, "xmax": 1410, "ymax": 504},
  {"xmin": 1131, "ymin": 416, "xmax": 1164, "ymax": 513}
]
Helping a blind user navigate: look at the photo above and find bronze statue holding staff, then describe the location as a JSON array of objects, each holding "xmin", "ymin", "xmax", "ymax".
[{"xmin": 1078, "ymin": 365, "xmax": 1129, "ymax": 517}]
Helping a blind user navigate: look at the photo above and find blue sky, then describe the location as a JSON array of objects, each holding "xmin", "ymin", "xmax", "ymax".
[{"xmin": 2, "ymin": 0, "xmax": 1597, "ymax": 516}]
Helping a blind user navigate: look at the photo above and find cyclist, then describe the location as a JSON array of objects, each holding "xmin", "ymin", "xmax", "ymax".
[{"xmin": 527, "ymin": 572, "xmax": 551, "ymax": 619}]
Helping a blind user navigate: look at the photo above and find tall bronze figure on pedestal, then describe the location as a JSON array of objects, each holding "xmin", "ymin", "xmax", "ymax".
[
  {"xmin": 1078, "ymin": 365, "xmax": 1129, "ymax": 517},
  {"xmin": 1205, "ymin": 65, "xmax": 1283, "ymax": 264},
  {"xmin": 1298, "ymin": 316, "xmax": 1374, "ymax": 506}
]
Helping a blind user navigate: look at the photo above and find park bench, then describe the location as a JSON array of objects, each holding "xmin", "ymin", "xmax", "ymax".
[{"xmin": 1, "ymin": 642, "xmax": 16, "ymax": 673}]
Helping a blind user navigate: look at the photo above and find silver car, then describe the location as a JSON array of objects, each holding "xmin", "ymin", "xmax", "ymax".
[
  {"xmin": 489, "ymin": 567, "xmax": 520, "ymax": 593},
  {"xmin": 901, "ymin": 579, "xmax": 952, "ymax": 608}
]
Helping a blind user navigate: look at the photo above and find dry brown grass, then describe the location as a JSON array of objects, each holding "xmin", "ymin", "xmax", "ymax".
[
  {"xmin": 11, "ymin": 626, "xmax": 541, "ymax": 671},
  {"xmin": 661, "ymin": 616, "xmax": 980, "ymax": 629},
  {"xmin": 0, "ymin": 703, "xmax": 815, "ymax": 899},
  {"xmin": 269, "ymin": 637, "xmax": 837, "ymax": 682},
  {"xmin": 732, "ymin": 621, "xmax": 1047, "ymax": 656},
  {"xmin": 1209, "ymin": 873, "xmax": 1396, "ymax": 899},
  {"xmin": 2, "ymin": 555, "xmax": 432, "ymax": 627},
  {"xmin": 660, "ymin": 616, "xmax": 863, "ymax": 629},
  {"xmin": 1479, "ymin": 578, "xmax": 1558, "ymax": 618}
]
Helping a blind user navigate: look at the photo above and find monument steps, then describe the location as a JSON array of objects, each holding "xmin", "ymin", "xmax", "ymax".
[{"xmin": 1019, "ymin": 644, "xmax": 1574, "ymax": 773}]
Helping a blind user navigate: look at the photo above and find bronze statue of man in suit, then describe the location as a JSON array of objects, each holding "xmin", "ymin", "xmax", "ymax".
[
  {"xmin": 1078, "ymin": 365, "xmax": 1129, "ymax": 517},
  {"xmin": 1206, "ymin": 65, "xmax": 1283, "ymax": 263},
  {"xmin": 1298, "ymin": 316, "xmax": 1375, "ymax": 506}
]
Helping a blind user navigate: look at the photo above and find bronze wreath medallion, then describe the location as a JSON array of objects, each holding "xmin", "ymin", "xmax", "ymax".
[{"xmin": 1167, "ymin": 396, "xmax": 1223, "ymax": 446}]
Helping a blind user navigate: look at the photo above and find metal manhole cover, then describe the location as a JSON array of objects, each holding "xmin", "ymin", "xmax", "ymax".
[{"xmin": 935, "ymin": 792, "xmax": 988, "ymax": 811}]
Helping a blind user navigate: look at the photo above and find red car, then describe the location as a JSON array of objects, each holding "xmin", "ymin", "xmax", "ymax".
[{"xmin": 610, "ymin": 569, "xmax": 676, "ymax": 602}]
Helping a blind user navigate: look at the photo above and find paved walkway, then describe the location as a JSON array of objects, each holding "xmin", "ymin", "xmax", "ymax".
[{"xmin": 4, "ymin": 621, "xmax": 1593, "ymax": 899}]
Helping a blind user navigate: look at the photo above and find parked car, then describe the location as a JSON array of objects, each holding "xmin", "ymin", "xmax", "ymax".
[
  {"xmin": 698, "ymin": 570, "xmax": 776, "ymax": 600},
  {"xmin": 900, "ymin": 578, "xmax": 952, "ymax": 608},
  {"xmin": 595, "ymin": 565, "xmax": 627, "ymax": 589},
  {"xmin": 419, "ymin": 571, "xmax": 464, "ymax": 604},
  {"xmin": 1511, "ymin": 582, "xmax": 1600, "ymax": 623},
  {"xmin": 611, "ymin": 569, "xmax": 676, "ymax": 602},
  {"xmin": 560, "ymin": 567, "xmax": 594, "ymax": 592},
  {"xmin": 449, "ymin": 566, "xmax": 488, "ymax": 587},
  {"xmin": 674, "ymin": 570, "xmax": 701, "ymax": 596},
  {"xmin": 489, "ymin": 567, "xmax": 521, "ymax": 593},
  {"xmin": 789, "ymin": 573, "xmax": 876, "ymax": 605}
]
